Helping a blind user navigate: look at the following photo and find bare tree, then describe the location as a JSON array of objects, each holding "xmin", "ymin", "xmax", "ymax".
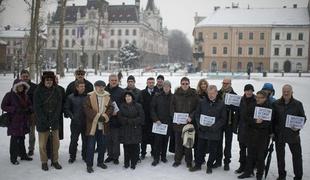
[
  {"xmin": 56, "ymin": 0, "xmax": 67, "ymax": 77},
  {"xmin": 168, "ymin": 29, "xmax": 192, "ymax": 63},
  {"xmin": 94, "ymin": 0, "xmax": 104, "ymax": 75}
]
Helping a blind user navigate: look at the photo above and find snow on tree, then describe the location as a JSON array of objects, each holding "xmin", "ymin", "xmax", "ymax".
[{"xmin": 118, "ymin": 43, "xmax": 140, "ymax": 69}]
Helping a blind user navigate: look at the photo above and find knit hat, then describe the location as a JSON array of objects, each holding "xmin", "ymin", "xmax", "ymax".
[
  {"xmin": 262, "ymin": 83, "xmax": 275, "ymax": 95},
  {"xmin": 40, "ymin": 71, "xmax": 56, "ymax": 85},
  {"xmin": 127, "ymin": 75, "xmax": 135, "ymax": 82},
  {"xmin": 157, "ymin": 75, "xmax": 164, "ymax": 80},
  {"xmin": 244, "ymin": 84, "xmax": 254, "ymax": 92},
  {"xmin": 123, "ymin": 91, "xmax": 135, "ymax": 101},
  {"xmin": 94, "ymin": 80, "xmax": 106, "ymax": 87}
]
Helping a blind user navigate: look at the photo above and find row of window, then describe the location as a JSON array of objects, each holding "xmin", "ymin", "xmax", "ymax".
[
  {"xmin": 197, "ymin": 32, "xmax": 305, "ymax": 41},
  {"xmin": 51, "ymin": 39, "xmax": 137, "ymax": 48},
  {"xmin": 274, "ymin": 47, "xmax": 303, "ymax": 56},
  {"xmin": 51, "ymin": 28, "xmax": 138, "ymax": 36},
  {"xmin": 211, "ymin": 47, "xmax": 265, "ymax": 56}
]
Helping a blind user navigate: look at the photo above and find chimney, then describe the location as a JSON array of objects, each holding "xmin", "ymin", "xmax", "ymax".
[{"xmin": 293, "ymin": 4, "xmax": 297, "ymax": 8}]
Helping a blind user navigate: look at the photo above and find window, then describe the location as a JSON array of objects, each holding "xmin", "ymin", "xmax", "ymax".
[
  {"xmin": 65, "ymin": 29, "xmax": 69, "ymax": 36},
  {"xmin": 118, "ymin": 29, "xmax": 122, "ymax": 36},
  {"xmin": 72, "ymin": 29, "xmax": 76, "ymax": 36},
  {"xmin": 125, "ymin": 29, "xmax": 129, "ymax": 36},
  {"xmin": 222, "ymin": 61, "xmax": 227, "ymax": 71},
  {"xmin": 274, "ymin": 48, "xmax": 279, "ymax": 56},
  {"xmin": 239, "ymin": 32, "xmax": 243, "ymax": 40},
  {"xmin": 275, "ymin": 33, "xmax": 280, "ymax": 40},
  {"xmin": 65, "ymin": 40, "xmax": 69, "ymax": 47},
  {"xmin": 133, "ymin": 29, "xmax": 137, "ymax": 36},
  {"xmin": 297, "ymin": 48, "xmax": 303, "ymax": 56},
  {"xmin": 286, "ymin": 48, "xmax": 291, "ymax": 56},
  {"xmin": 198, "ymin": 46, "xmax": 203, "ymax": 52},
  {"xmin": 99, "ymin": 40, "xmax": 103, "ymax": 47},
  {"xmin": 52, "ymin": 40, "xmax": 56, "ymax": 47},
  {"xmin": 81, "ymin": 39, "xmax": 85, "ymax": 46},
  {"xmin": 212, "ymin": 47, "xmax": 217, "ymax": 54},
  {"xmin": 52, "ymin": 29, "xmax": 56, "ymax": 36},
  {"xmin": 287, "ymin": 33, "xmax": 291, "ymax": 40},
  {"xmin": 249, "ymin": 32, "xmax": 254, "ymax": 40},
  {"xmin": 298, "ymin": 33, "xmax": 303, "ymax": 40},
  {"xmin": 224, "ymin": 32, "xmax": 228, "ymax": 40},
  {"xmin": 7, "ymin": 41, "xmax": 10, "ymax": 46},
  {"xmin": 198, "ymin": 32, "xmax": 203, "ymax": 40},
  {"xmin": 223, "ymin": 47, "xmax": 228, "ymax": 54},
  {"xmin": 248, "ymin": 47, "xmax": 253, "ymax": 55},
  {"xmin": 259, "ymin": 47, "xmax": 264, "ymax": 55},
  {"xmin": 110, "ymin": 29, "xmax": 114, "ymax": 36},
  {"xmin": 238, "ymin": 47, "xmax": 242, "ymax": 55},
  {"xmin": 273, "ymin": 62, "xmax": 279, "ymax": 72},
  {"xmin": 125, "ymin": 40, "xmax": 129, "ymax": 44},
  {"xmin": 110, "ymin": 40, "xmax": 115, "ymax": 48},
  {"xmin": 132, "ymin": 40, "xmax": 136, "ymax": 46},
  {"xmin": 90, "ymin": 39, "xmax": 95, "ymax": 46},
  {"xmin": 118, "ymin": 40, "xmax": 122, "ymax": 48},
  {"xmin": 72, "ymin": 40, "xmax": 75, "ymax": 47},
  {"xmin": 260, "ymin": 33, "xmax": 265, "ymax": 40},
  {"xmin": 237, "ymin": 62, "xmax": 242, "ymax": 71},
  {"xmin": 213, "ymin": 32, "xmax": 217, "ymax": 39}
]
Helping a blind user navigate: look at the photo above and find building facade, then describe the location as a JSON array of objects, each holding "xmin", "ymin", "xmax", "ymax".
[
  {"xmin": 193, "ymin": 7, "xmax": 310, "ymax": 72},
  {"xmin": 46, "ymin": 0, "xmax": 168, "ymax": 70}
]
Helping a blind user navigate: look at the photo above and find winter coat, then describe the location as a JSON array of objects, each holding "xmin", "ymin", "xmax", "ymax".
[
  {"xmin": 124, "ymin": 87, "xmax": 142, "ymax": 103},
  {"xmin": 150, "ymin": 91, "xmax": 173, "ymax": 125},
  {"xmin": 273, "ymin": 97, "xmax": 306, "ymax": 144},
  {"xmin": 237, "ymin": 95, "xmax": 256, "ymax": 144},
  {"xmin": 84, "ymin": 90, "xmax": 113, "ymax": 136},
  {"xmin": 195, "ymin": 97, "xmax": 226, "ymax": 140},
  {"xmin": 1, "ymin": 80, "xmax": 32, "ymax": 136},
  {"xmin": 105, "ymin": 84, "xmax": 124, "ymax": 128},
  {"xmin": 170, "ymin": 87, "xmax": 199, "ymax": 132},
  {"xmin": 33, "ymin": 84, "xmax": 63, "ymax": 132},
  {"xmin": 217, "ymin": 88, "xmax": 239, "ymax": 132},
  {"xmin": 141, "ymin": 87, "xmax": 156, "ymax": 143},
  {"xmin": 25, "ymin": 80, "xmax": 37, "ymax": 104},
  {"xmin": 57, "ymin": 85, "xmax": 65, "ymax": 140},
  {"xmin": 118, "ymin": 102, "xmax": 145, "ymax": 144},
  {"xmin": 64, "ymin": 90, "xmax": 87, "ymax": 127},
  {"xmin": 65, "ymin": 79, "xmax": 93, "ymax": 97}
]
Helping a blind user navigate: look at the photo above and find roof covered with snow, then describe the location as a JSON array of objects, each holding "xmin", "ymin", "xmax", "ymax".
[
  {"xmin": 196, "ymin": 8, "xmax": 310, "ymax": 27},
  {"xmin": 0, "ymin": 30, "xmax": 29, "ymax": 38}
]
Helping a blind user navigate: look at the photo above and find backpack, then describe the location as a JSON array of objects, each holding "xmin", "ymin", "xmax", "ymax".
[{"xmin": 182, "ymin": 124, "xmax": 195, "ymax": 148}]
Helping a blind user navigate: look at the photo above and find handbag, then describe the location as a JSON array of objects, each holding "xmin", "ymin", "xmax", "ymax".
[{"xmin": 0, "ymin": 111, "xmax": 10, "ymax": 127}]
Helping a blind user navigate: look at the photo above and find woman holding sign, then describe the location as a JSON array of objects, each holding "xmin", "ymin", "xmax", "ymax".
[{"xmin": 238, "ymin": 90, "xmax": 272, "ymax": 180}]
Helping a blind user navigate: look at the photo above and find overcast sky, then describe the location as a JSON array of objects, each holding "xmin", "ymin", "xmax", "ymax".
[{"xmin": 1, "ymin": 0, "xmax": 308, "ymax": 41}]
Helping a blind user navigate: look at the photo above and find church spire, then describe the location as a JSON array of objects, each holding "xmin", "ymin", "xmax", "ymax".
[{"xmin": 145, "ymin": 0, "xmax": 155, "ymax": 12}]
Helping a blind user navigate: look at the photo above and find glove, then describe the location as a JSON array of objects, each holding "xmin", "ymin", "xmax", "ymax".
[{"xmin": 98, "ymin": 116, "xmax": 105, "ymax": 122}]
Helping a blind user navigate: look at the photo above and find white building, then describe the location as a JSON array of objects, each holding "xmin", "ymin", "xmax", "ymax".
[{"xmin": 46, "ymin": 0, "xmax": 168, "ymax": 69}]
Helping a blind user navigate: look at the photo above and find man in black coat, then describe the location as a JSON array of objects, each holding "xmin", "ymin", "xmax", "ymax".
[
  {"xmin": 273, "ymin": 84, "xmax": 306, "ymax": 180},
  {"xmin": 140, "ymin": 77, "xmax": 156, "ymax": 159},
  {"xmin": 215, "ymin": 78, "xmax": 238, "ymax": 171},
  {"xmin": 154, "ymin": 75, "xmax": 164, "ymax": 94},
  {"xmin": 19, "ymin": 69, "xmax": 37, "ymax": 156},
  {"xmin": 65, "ymin": 68, "xmax": 93, "ymax": 97},
  {"xmin": 104, "ymin": 74, "xmax": 125, "ymax": 164},
  {"xmin": 33, "ymin": 71, "xmax": 63, "ymax": 171},
  {"xmin": 124, "ymin": 75, "xmax": 142, "ymax": 103}
]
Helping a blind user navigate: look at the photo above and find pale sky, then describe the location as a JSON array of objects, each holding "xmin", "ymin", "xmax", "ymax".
[{"xmin": 1, "ymin": 0, "xmax": 308, "ymax": 42}]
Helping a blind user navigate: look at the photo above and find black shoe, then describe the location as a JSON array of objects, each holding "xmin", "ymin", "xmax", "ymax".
[
  {"xmin": 113, "ymin": 159, "xmax": 119, "ymax": 165},
  {"xmin": 97, "ymin": 163, "xmax": 107, "ymax": 169},
  {"xmin": 186, "ymin": 162, "xmax": 192, "ymax": 168},
  {"xmin": 235, "ymin": 166, "xmax": 245, "ymax": 174},
  {"xmin": 212, "ymin": 162, "xmax": 222, "ymax": 168},
  {"xmin": 256, "ymin": 176, "xmax": 262, "ymax": 180},
  {"xmin": 161, "ymin": 158, "xmax": 168, "ymax": 163},
  {"xmin": 52, "ymin": 162, "xmax": 62, "ymax": 169},
  {"xmin": 11, "ymin": 160, "xmax": 20, "ymax": 165},
  {"xmin": 21, "ymin": 156, "xmax": 33, "ymax": 161},
  {"xmin": 28, "ymin": 150, "xmax": 34, "ymax": 156},
  {"xmin": 140, "ymin": 154, "xmax": 145, "ymax": 160},
  {"xmin": 276, "ymin": 177, "xmax": 286, "ymax": 180},
  {"xmin": 124, "ymin": 163, "xmax": 129, "ymax": 169},
  {"xmin": 87, "ymin": 166, "xmax": 94, "ymax": 173},
  {"xmin": 42, "ymin": 163, "xmax": 48, "ymax": 171},
  {"xmin": 130, "ymin": 164, "xmax": 136, "ymax": 169},
  {"xmin": 172, "ymin": 162, "xmax": 180, "ymax": 167},
  {"xmin": 206, "ymin": 167, "xmax": 212, "ymax": 174},
  {"xmin": 104, "ymin": 157, "xmax": 114, "ymax": 163},
  {"xmin": 151, "ymin": 160, "xmax": 159, "ymax": 166},
  {"xmin": 238, "ymin": 173, "xmax": 252, "ymax": 179},
  {"xmin": 68, "ymin": 158, "xmax": 75, "ymax": 164},
  {"xmin": 189, "ymin": 165, "xmax": 201, "ymax": 172},
  {"xmin": 224, "ymin": 164, "xmax": 230, "ymax": 171}
]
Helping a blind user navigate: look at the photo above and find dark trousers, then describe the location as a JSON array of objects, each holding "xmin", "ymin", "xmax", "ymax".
[
  {"xmin": 106, "ymin": 128, "xmax": 120, "ymax": 159},
  {"xmin": 195, "ymin": 138, "xmax": 208, "ymax": 166},
  {"xmin": 10, "ymin": 136, "xmax": 27, "ymax": 162},
  {"xmin": 174, "ymin": 131, "xmax": 192, "ymax": 164},
  {"xmin": 275, "ymin": 141, "xmax": 303, "ymax": 179},
  {"xmin": 86, "ymin": 129, "xmax": 106, "ymax": 167},
  {"xmin": 216, "ymin": 124, "xmax": 233, "ymax": 165},
  {"xmin": 153, "ymin": 134, "xmax": 169, "ymax": 161},
  {"xmin": 193, "ymin": 133, "xmax": 201, "ymax": 162},
  {"xmin": 124, "ymin": 144, "xmax": 139, "ymax": 167},
  {"xmin": 238, "ymin": 142, "xmax": 247, "ymax": 165},
  {"xmin": 69, "ymin": 124, "xmax": 87, "ymax": 160},
  {"xmin": 207, "ymin": 140, "xmax": 220, "ymax": 168}
]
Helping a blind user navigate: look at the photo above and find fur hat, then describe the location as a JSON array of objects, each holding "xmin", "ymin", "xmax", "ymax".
[
  {"xmin": 12, "ymin": 79, "xmax": 30, "ymax": 93},
  {"xmin": 41, "ymin": 71, "xmax": 56, "ymax": 83},
  {"xmin": 244, "ymin": 84, "xmax": 254, "ymax": 92}
]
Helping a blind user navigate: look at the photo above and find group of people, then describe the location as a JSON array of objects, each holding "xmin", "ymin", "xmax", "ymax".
[{"xmin": 0, "ymin": 69, "xmax": 306, "ymax": 180}]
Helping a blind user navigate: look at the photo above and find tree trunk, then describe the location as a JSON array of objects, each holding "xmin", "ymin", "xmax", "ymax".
[
  {"xmin": 27, "ymin": 0, "xmax": 37, "ymax": 80},
  {"xmin": 94, "ymin": 2, "xmax": 102, "ymax": 75},
  {"xmin": 56, "ymin": 0, "xmax": 67, "ymax": 77}
]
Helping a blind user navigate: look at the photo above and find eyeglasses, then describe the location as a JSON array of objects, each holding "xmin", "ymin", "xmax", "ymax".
[{"xmin": 76, "ymin": 73, "xmax": 85, "ymax": 76}]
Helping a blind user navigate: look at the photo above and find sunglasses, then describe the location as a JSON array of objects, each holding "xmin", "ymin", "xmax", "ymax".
[{"xmin": 76, "ymin": 73, "xmax": 85, "ymax": 76}]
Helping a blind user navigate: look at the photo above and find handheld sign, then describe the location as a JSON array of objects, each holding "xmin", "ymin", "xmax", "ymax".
[
  {"xmin": 254, "ymin": 107, "xmax": 272, "ymax": 121},
  {"xmin": 173, "ymin": 113, "xmax": 189, "ymax": 124},
  {"xmin": 152, "ymin": 123, "xmax": 168, "ymax": 135},
  {"xmin": 112, "ymin": 101, "xmax": 119, "ymax": 113},
  {"xmin": 200, "ymin": 114, "xmax": 215, "ymax": 127},
  {"xmin": 225, "ymin": 93, "xmax": 242, "ymax": 107},
  {"xmin": 285, "ymin": 115, "xmax": 305, "ymax": 129}
]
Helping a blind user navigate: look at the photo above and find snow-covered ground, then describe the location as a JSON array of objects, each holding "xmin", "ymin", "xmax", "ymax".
[{"xmin": 0, "ymin": 72, "xmax": 309, "ymax": 180}]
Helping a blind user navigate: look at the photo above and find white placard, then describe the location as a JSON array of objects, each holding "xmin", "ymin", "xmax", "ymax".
[
  {"xmin": 173, "ymin": 113, "xmax": 189, "ymax": 124},
  {"xmin": 285, "ymin": 115, "xmax": 305, "ymax": 129},
  {"xmin": 112, "ymin": 101, "xmax": 119, "ymax": 113},
  {"xmin": 254, "ymin": 107, "xmax": 272, "ymax": 121},
  {"xmin": 199, "ymin": 114, "xmax": 215, "ymax": 127},
  {"xmin": 152, "ymin": 123, "xmax": 168, "ymax": 135},
  {"xmin": 225, "ymin": 93, "xmax": 242, "ymax": 107}
]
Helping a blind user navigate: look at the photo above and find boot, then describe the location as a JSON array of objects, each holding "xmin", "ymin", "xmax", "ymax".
[
  {"xmin": 42, "ymin": 163, "xmax": 48, "ymax": 171},
  {"xmin": 151, "ymin": 160, "xmax": 159, "ymax": 166},
  {"xmin": 113, "ymin": 159, "xmax": 119, "ymax": 165},
  {"xmin": 235, "ymin": 164, "xmax": 245, "ymax": 174},
  {"xmin": 104, "ymin": 157, "xmax": 114, "ymax": 163},
  {"xmin": 27, "ymin": 150, "xmax": 34, "ymax": 156},
  {"xmin": 172, "ymin": 162, "xmax": 181, "ymax": 167},
  {"xmin": 21, "ymin": 156, "xmax": 33, "ymax": 161},
  {"xmin": 52, "ymin": 162, "xmax": 62, "ymax": 169},
  {"xmin": 87, "ymin": 166, "xmax": 94, "ymax": 173},
  {"xmin": 238, "ymin": 173, "xmax": 252, "ymax": 179},
  {"xmin": 189, "ymin": 165, "xmax": 201, "ymax": 172},
  {"xmin": 206, "ymin": 167, "xmax": 212, "ymax": 174},
  {"xmin": 224, "ymin": 163, "xmax": 230, "ymax": 171},
  {"xmin": 97, "ymin": 163, "xmax": 107, "ymax": 169}
]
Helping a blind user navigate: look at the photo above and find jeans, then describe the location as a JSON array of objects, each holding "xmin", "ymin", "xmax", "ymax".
[{"xmin": 86, "ymin": 129, "xmax": 106, "ymax": 167}]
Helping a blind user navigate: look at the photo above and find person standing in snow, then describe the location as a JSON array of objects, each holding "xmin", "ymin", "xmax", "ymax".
[{"xmin": 65, "ymin": 68, "xmax": 93, "ymax": 97}]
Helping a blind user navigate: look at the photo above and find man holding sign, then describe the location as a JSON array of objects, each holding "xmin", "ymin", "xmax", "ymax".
[{"xmin": 273, "ymin": 84, "xmax": 306, "ymax": 180}]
